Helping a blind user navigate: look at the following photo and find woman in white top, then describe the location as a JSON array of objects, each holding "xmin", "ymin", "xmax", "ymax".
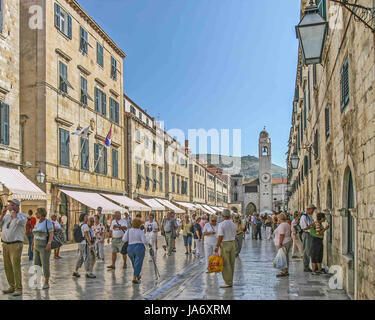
[
  {"xmin": 202, "ymin": 215, "xmax": 218, "ymax": 272},
  {"xmin": 123, "ymin": 218, "xmax": 151, "ymax": 284},
  {"xmin": 145, "ymin": 213, "xmax": 159, "ymax": 262}
]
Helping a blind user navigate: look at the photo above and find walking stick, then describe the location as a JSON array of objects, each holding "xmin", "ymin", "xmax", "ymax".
[{"xmin": 149, "ymin": 247, "xmax": 160, "ymax": 279}]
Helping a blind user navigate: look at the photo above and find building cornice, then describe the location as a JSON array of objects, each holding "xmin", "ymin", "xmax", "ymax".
[{"xmin": 66, "ymin": 0, "xmax": 126, "ymax": 59}]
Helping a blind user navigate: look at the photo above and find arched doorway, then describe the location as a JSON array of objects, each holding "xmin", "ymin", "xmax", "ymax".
[
  {"xmin": 343, "ymin": 167, "xmax": 355, "ymax": 298},
  {"xmin": 245, "ymin": 202, "xmax": 256, "ymax": 215}
]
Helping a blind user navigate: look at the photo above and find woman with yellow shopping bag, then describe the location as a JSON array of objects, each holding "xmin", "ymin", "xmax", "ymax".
[{"xmin": 203, "ymin": 216, "xmax": 218, "ymax": 272}]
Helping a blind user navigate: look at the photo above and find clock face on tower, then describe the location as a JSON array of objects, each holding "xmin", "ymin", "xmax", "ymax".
[{"xmin": 261, "ymin": 173, "xmax": 271, "ymax": 183}]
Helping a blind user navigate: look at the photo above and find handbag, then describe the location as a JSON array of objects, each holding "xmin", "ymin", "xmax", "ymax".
[
  {"xmin": 208, "ymin": 254, "xmax": 224, "ymax": 273},
  {"xmin": 45, "ymin": 220, "xmax": 63, "ymax": 250},
  {"xmin": 115, "ymin": 221, "xmax": 128, "ymax": 255}
]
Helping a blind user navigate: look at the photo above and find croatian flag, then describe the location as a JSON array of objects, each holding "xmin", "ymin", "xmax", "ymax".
[{"xmin": 104, "ymin": 125, "xmax": 113, "ymax": 147}]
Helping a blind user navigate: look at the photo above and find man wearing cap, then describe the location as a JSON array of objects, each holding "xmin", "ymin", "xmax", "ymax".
[
  {"xmin": 0, "ymin": 199, "xmax": 27, "ymax": 296},
  {"xmin": 215, "ymin": 209, "xmax": 237, "ymax": 288},
  {"xmin": 300, "ymin": 204, "xmax": 317, "ymax": 272}
]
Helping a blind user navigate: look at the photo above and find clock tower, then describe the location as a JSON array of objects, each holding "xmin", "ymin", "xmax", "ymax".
[{"xmin": 259, "ymin": 128, "xmax": 272, "ymax": 213}]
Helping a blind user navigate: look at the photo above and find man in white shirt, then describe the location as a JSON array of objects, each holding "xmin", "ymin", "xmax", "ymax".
[
  {"xmin": 107, "ymin": 211, "xmax": 128, "ymax": 270},
  {"xmin": 145, "ymin": 213, "xmax": 158, "ymax": 261},
  {"xmin": 300, "ymin": 204, "xmax": 317, "ymax": 272},
  {"xmin": 215, "ymin": 209, "xmax": 237, "ymax": 288},
  {"xmin": 0, "ymin": 199, "xmax": 27, "ymax": 296}
]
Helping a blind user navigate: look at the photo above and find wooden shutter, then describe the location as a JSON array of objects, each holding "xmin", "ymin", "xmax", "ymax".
[
  {"xmin": 115, "ymin": 101, "xmax": 119, "ymax": 124},
  {"xmin": 59, "ymin": 129, "xmax": 69, "ymax": 166},
  {"xmin": 325, "ymin": 104, "xmax": 330, "ymax": 138},
  {"xmin": 112, "ymin": 149, "xmax": 118, "ymax": 178},
  {"xmin": 109, "ymin": 98, "xmax": 114, "ymax": 121},
  {"xmin": 81, "ymin": 138, "xmax": 89, "ymax": 170},
  {"xmin": 103, "ymin": 147, "xmax": 107, "ymax": 175},
  {"xmin": 341, "ymin": 58, "xmax": 350, "ymax": 109},
  {"xmin": 54, "ymin": 3, "xmax": 60, "ymax": 29},
  {"xmin": 102, "ymin": 92, "xmax": 107, "ymax": 116},
  {"xmin": 0, "ymin": 103, "xmax": 9, "ymax": 145},
  {"xmin": 67, "ymin": 15, "xmax": 72, "ymax": 39}
]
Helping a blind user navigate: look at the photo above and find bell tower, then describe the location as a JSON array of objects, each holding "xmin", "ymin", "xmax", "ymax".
[{"xmin": 258, "ymin": 128, "xmax": 272, "ymax": 213}]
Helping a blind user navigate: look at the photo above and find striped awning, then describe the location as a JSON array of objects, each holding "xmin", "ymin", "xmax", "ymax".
[
  {"xmin": 0, "ymin": 167, "xmax": 46, "ymax": 201},
  {"xmin": 60, "ymin": 189, "xmax": 126, "ymax": 214},
  {"xmin": 175, "ymin": 201, "xmax": 197, "ymax": 211},
  {"xmin": 155, "ymin": 198, "xmax": 185, "ymax": 214},
  {"xmin": 139, "ymin": 198, "xmax": 166, "ymax": 211},
  {"xmin": 193, "ymin": 203, "xmax": 212, "ymax": 215},
  {"xmin": 101, "ymin": 194, "xmax": 151, "ymax": 212}
]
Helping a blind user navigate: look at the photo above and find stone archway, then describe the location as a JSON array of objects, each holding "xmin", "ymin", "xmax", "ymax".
[{"xmin": 245, "ymin": 202, "xmax": 257, "ymax": 215}]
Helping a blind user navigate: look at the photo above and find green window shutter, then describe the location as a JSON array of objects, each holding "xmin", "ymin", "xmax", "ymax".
[
  {"xmin": 81, "ymin": 138, "xmax": 89, "ymax": 171},
  {"xmin": 59, "ymin": 129, "xmax": 69, "ymax": 166},
  {"xmin": 94, "ymin": 144, "xmax": 99, "ymax": 173},
  {"xmin": 95, "ymin": 88, "xmax": 99, "ymax": 112},
  {"xmin": 115, "ymin": 101, "xmax": 119, "ymax": 124},
  {"xmin": 112, "ymin": 149, "xmax": 118, "ymax": 178},
  {"xmin": 97, "ymin": 43, "xmax": 104, "ymax": 67},
  {"xmin": 67, "ymin": 15, "xmax": 72, "ymax": 39},
  {"xmin": 109, "ymin": 98, "xmax": 115, "ymax": 121},
  {"xmin": 159, "ymin": 172, "xmax": 163, "ymax": 191},
  {"xmin": 102, "ymin": 92, "xmax": 107, "ymax": 116},
  {"xmin": 341, "ymin": 58, "xmax": 350, "ymax": 110},
  {"xmin": 0, "ymin": 103, "xmax": 9, "ymax": 145},
  {"xmin": 54, "ymin": 3, "xmax": 60, "ymax": 29}
]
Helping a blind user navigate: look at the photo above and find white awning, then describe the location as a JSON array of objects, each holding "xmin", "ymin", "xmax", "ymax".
[
  {"xmin": 101, "ymin": 194, "xmax": 151, "ymax": 212},
  {"xmin": 211, "ymin": 206, "xmax": 224, "ymax": 212},
  {"xmin": 202, "ymin": 204, "xmax": 216, "ymax": 214},
  {"xmin": 139, "ymin": 198, "xmax": 166, "ymax": 211},
  {"xmin": 60, "ymin": 189, "xmax": 126, "ymax": 214},
  {"xmin": 193, "ymin": 203, "xmax": 212, "ymax": 215},
  {"xmin": 175, "ymin": 201, "xmax": 197, "ymax": 211},
  {"xmin": 156, "ymin": 198, "xmax": 185, "ymax": 214},
  {"xmin": 0, "ymin": 167, "xmax": 46, "ymax": 201}
]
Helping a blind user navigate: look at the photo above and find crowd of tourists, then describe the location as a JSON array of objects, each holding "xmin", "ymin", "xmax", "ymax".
[{"xmin": 0, "ymin": 198, "xmax": 329, "ymax": 296}]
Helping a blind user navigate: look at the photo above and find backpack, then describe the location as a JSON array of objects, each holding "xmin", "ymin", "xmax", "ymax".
[
  {"xmin": 73, "ymin": 224, "xmax": 85, "ymax": 243},
  {"xmin": 256, "ymin": 217, "xmax": 262, "ymax": 228}
]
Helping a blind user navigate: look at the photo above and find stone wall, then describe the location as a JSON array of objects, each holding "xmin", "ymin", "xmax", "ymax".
[{"xmin": 287, "ymin": 0, "xmax": 375, "ymax": 299}]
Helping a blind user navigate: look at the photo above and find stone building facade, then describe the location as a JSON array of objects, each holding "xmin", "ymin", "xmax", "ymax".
[
  {"xmin": 287, "ymin": 0, "xmax": 375, "ymax": 300},
  {"xmin": 20, "ymin": 0, "xmax": 126, "ymax": 238},
  {"xmin": 189, "ymin": 158, "xmax": 207, "ymax": 205}
]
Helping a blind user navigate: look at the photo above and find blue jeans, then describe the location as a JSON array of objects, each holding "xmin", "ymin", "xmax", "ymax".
[
  {"xmin": 26, "ymin": 234, "xmax": 34, "ymax": 260},
  {"xmin": 127, "ymin": 243, "xmax": 145, "ymax": 277},
  {"xmin": 183, "ymin": 235, "xmax": 192, "ymax": 247}
]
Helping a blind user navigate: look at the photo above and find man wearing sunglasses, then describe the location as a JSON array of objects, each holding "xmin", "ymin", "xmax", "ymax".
[{"xmin": 0, "ymin": 199, "xmax": 27, "ymax": 297}]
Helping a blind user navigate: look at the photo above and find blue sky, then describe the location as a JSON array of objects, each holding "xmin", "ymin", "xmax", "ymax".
[{"xmin": 80, "ymin": 0, "xmax": 300, "ymax": 168}]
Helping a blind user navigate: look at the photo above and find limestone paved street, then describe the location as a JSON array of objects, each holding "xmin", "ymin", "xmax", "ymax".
[{"xmin": 0, "ymin": 232, "xmax": 349, "ymax": 300}]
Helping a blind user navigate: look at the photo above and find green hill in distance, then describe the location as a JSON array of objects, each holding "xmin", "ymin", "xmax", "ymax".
[{"xmin": 195, "ymin": 154, "xmax": 287, "ymax": 179}]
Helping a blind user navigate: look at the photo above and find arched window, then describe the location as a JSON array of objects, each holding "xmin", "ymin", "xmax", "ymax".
[
  {"xmin": 347, "ymin": 170, "xmax": 355, "ymax": 255},
  {"xmin": 262, "ymin": 146, "xmax": 269, "ymax": 156}
]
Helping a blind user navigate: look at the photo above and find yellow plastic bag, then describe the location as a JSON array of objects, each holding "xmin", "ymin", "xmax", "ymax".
[{"xmin": 208, "ymin": 254, "xmax": 224, "ymax": 273}]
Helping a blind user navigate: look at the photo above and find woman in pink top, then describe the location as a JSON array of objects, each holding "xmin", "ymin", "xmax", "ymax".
[{"xmin": 274, "ymin": 213, "xmax": 292, "ymax": 277}]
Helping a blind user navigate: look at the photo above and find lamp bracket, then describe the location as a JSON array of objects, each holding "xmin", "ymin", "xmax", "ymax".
[{"xmin": 329, "ymin": 0, "xmax": 375, "ymax": 32}]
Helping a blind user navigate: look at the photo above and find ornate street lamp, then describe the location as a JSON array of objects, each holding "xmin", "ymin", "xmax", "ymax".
[
  {"xmin": 36, "ymin": 170, "xmax": 46, "ymax": 184},
  {"xmin": 291, "ymin": 152, "xmax": 300, "ymax": 170},
  {"xmin": 296, "ymin": 0, "xmax": 328, "ymax": 65}
]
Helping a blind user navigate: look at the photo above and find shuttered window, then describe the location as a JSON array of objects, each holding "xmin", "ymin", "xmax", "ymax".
[
  {"xmin": 80, "ymin": 77, "xmax": 92, "ymax": 105},
  {"xmin": 95, "ymin": 87, "xmax": 106, "ymax": 116},
  {"xmin": 325, "ymin": 104, "xmax": 330, "ymax": 138},
  {"xmin": 79, "ymin": 26, "xmax": 89, "ymax": 54},
  {"xmin": 59, "ymin": 128, "xmax": 70, "ymax": 166},
  {"xmin": 97, "ymin": 43, "xmax": 104, "ymax": 67},
  {"xmin": 172, "ymin": 175, "xmax": 175, "ymax": 193},
  {"xmin": 109, "ymin": 98, "xmax": 119, "ymax": 124},
  {"xmin": 341, "ymin": 57, "xmax": 350, "ymax": 110},
  {"xmin": 313, "ymin": 130, "xmax": 319, "ymax": 160},
  {"xmin": 145, "ymin": 166, "xmax": 150, "ymax": 189},
  {"xmin": 111, "ymin": 56, "xmax": 117, "ymax": 80},
  {"xmin": 112, "ymin": 149, "xmax": 118, "ymax": 178},
  {"xmin": 80, "ymin": 138, "xmax": 89, "ymax": 171},
  {"xmin": 303, "ymin": 91, "xmax": 307, "ymax": 129},
  {"xmin": 59, "ymin": 62, "xmax": 73, "ymax": 93},
  {"xmin": 0, "ymin": 102, "xmax": 9, "ymax": 146},
  {"xmin": 94, "ymin": 143, "xmax": 107, "ymax": 175},
  {"xmin": 54, "ymin": 3, "xmax": 72, "ymax": 39},
  {"xmin": 136, "ymin": 164, "xmax": 142, "ymax": 187},
  {"xmin": 152, "ymin": 169, "xmax": 157, "ymax": 190},
  {"xmin": 177, "ymin": 176, "xmax": 180, "ymax": 193}
]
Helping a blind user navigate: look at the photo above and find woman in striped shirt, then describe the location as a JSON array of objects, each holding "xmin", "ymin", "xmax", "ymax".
[{"xmin": 310, "ymin": 213, "xmax": 330, "ymax": 275}]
